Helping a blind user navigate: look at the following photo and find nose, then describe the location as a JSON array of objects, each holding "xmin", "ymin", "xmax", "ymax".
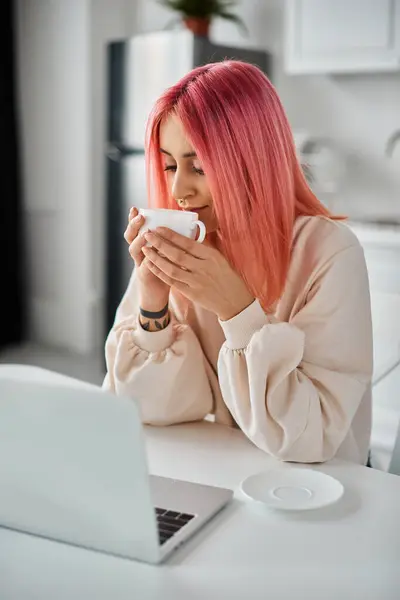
[{"xmin": 171, "ymin": 169, "xmax": 195, "ymax": 203}]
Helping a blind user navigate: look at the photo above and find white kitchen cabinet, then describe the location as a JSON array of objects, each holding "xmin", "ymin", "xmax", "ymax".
[
  {"xmin": 350, "ymin": 222, "xmax": 400, "ymax": 375},
  {"xmin": 349, "ymin": 222, "xmax": 400, "ymax": 471},
  {"xmin": 369, "ymin": 299, "xmax": 400, "ymax": 473},
  {"xmin": 349, "ymin": 222, "xmax": 400, "ymax": 295},
  {"xmin": 284, "ymin": 0, "xmax": 400, "ymax": 74},
  {"xmin": 370, "ymin": 364, "xmax": 400, "ymax": 471}
]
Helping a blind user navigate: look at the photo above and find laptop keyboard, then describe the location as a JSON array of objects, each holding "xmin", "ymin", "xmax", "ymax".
[{"xmin": 155, "ymin": 507, "xmax": 195, "ymax": 546}]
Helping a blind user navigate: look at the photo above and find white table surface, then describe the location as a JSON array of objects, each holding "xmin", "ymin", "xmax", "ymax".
[{"xmin": 1, "ymin": 365, "xmax": 400, "ymax": 600}]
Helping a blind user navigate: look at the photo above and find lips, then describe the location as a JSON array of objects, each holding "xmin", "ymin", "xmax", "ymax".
[{"xmin": 184, "ymin": 206, "xmax": 208, "ymax": 212}]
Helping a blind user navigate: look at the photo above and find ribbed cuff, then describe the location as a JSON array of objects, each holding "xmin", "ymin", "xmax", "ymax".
[
  {"xmin": 219, "ymin": 300, "xmax": 270, "ymax": 350},
  {"xmin": 132, "ymin": 316, "xmax": 175, "ymax": 353}
]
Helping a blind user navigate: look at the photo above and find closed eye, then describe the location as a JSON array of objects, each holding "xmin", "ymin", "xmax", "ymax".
[{"xmin": 164, "ymin": 165, "xmax": 204, "ymax": 176}]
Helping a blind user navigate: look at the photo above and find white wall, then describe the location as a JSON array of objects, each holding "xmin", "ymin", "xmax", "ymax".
[
  {"xmin": 16, "ymin": 0, "xmax": 91, "ymax": 353},
  {"xmin": 15, "ymin": 0, "xmax": 137, "ymax": 353},
  {"xmin": 89, "ymin": 0, "xmax": 138, "ymax": 349},
  {"xmin": 135, "ymin": 0, "xmax": 400, "ymax": 219}
]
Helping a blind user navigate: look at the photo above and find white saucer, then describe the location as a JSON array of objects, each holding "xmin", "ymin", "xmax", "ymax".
[{"xmin": 240, "ymin": 468, "xmax": 344, "ymax": 511}]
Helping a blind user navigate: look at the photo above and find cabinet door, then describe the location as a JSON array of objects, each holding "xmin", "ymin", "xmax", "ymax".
[
  {"xmin": 285, "ymin": 0, "xmax": 400, "ymax": 74},
  {"xmin": 370, "ymin": 364, "xmax": 400, "ymax": 471}
]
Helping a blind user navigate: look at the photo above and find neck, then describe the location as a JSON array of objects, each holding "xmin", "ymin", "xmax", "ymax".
[{"xmin": 204, "ymin": 231, "xmax": 219, "ymax": 248}]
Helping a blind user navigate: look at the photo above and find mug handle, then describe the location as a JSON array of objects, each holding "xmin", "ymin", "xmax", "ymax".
[{"xmin": 194, "ymin": 220, "xmax": 206, "ymax": 243}]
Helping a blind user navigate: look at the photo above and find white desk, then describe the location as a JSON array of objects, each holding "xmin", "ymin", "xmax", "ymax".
[{"xmin": 1, "ymin": 366, "xmax": 400, "ymax": 600}]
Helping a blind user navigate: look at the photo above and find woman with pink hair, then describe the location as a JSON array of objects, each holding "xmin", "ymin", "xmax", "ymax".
[{"xmin": 103, "ymin": 61, "xmax": 373, "ymax": 465}]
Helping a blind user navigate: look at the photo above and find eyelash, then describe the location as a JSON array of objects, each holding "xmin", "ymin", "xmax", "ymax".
[{"xmin": 164, "ymin": 165, "xmax": 204, "ymax": 176}]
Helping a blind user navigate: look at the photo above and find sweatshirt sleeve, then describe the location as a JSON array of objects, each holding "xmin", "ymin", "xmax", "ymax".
[
  {"xmin": 103, "ymin": 271, "xmax": 213, "ymax": 425},
  {"xmin": 217, "ymin": 244, "xmax": 373, "ymax": 463}
]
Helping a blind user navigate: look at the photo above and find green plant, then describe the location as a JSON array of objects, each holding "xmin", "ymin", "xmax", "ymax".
[{"xmin": 159, "ymin": 0, "xmax": 248, "ymax": 35}]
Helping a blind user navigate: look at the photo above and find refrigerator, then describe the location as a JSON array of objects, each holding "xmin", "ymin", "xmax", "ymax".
[{"xmin": 105, "ymin": 30, "xmax": 271, "ymax": 334}]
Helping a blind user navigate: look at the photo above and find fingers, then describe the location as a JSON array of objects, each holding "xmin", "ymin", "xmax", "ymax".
[
  {"xmin": 144, "ymin": 232, "xmax": 196, "ymax": 271},
  {"xmin": 145, "ymin": 257, "xmax": 189, "ymax": 292},
  {"xmin": 124, "ymin": 207, "xmax": 144, "ymax": 245},
  {"xmin": 155, "ymin": 227, "xmax": 208, "ymax": 259},
  {"xmin": 142, "ymin": 246, "xmax": 192, "ymax": 285},
  {"xmin": 129, "ymin": 233, "xmax": 147, "ymax": 266}
]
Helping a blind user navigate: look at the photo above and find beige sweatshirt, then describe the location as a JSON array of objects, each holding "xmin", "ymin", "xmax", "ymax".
[{"xmin": 103, "ymin": 216, "xmax": 373, "ymax": 465}]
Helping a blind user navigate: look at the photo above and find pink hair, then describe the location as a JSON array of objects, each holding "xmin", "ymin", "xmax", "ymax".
[{"xmin": 145, "ymin": 61, "xmax": 343, "ymax": 311}]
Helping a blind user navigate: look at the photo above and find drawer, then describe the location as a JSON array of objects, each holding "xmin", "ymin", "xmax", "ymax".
[
  {"xmin": 366, "ymin": 260, "xmax": 400, "ymax": 294},
  {"xmin": 349, "ymin": 222, "xmax": 400, "ymax": 294},
  {"xmin": 362, "ymin": 248, "xmax": 400, "ymax": 294}
]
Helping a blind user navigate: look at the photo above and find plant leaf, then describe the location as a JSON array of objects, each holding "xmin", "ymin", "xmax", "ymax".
[
  {"xmin": 158, "ymin": 0, "xmax": 242, "ymax": 20},
  {"xmin": 219, "ymin": 1, "xmax": 238, "ymax": 8},
  {"xmin": 217, "ymin": 11, "xmax": 249, "ymax": 36},
  {"xmin": 157, "ymin": 0, "xmax": 179, "ymax": 8}
]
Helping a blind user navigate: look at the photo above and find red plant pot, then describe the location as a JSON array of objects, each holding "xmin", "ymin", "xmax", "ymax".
[{"xmin": 183, "ymin": 17, "xmax": 211, "ymax": 37}]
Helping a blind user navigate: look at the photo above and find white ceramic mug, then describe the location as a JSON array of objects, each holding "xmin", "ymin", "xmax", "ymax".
[{"xmin": 138, "ymin": 208, "xmax": 206, "ymax": 243}]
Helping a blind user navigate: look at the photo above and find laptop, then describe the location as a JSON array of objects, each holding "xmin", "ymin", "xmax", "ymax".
[{"xmin": 0, "ymin": 378, "xmax": 233, "ymax": 564}]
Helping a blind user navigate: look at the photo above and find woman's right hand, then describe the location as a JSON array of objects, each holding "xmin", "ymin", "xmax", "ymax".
[{"xmin": 124, "ymin": 207, "xmax": 170, "ymax": 310}]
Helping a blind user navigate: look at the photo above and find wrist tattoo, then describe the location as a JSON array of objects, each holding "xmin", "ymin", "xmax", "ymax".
[
  {"xmin": 139, "ymin": 310, "xmax": 170, "ymax": 332},
  {"xmin": 140, "ymin": 303, "xmax": 169, "ymax": 320}
]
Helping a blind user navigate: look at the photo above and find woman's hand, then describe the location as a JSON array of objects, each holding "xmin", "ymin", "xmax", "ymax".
[
  {"xmin": 124, "ymin": 208, "xmax": 170, "ymax": 311},
  {"xmin": 142, "ymin": 228, "xmax": 254, "ymax": 321}
]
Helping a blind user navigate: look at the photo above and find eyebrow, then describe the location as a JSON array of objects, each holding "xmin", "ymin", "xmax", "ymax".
[{"xmin": 160, "ymin": 148, "xmax": 197, "ymax": 159}]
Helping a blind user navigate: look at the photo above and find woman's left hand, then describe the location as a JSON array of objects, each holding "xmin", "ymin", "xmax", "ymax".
[{"xmin": 142, "ymin": 228, "xmax": 255, "ymax": 321}]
